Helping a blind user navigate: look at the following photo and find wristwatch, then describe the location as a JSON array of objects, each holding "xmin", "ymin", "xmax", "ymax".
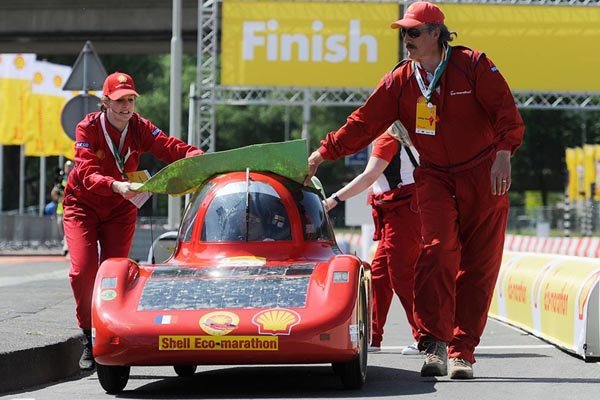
[{"xmin": 333, "ymin": 194, "xmax": 343, "ymax": 204}]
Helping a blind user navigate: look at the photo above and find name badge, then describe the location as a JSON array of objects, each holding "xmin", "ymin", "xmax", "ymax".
[{"xmin": 415, "ymin": 97, "xmax": 436, "ymax": 136}]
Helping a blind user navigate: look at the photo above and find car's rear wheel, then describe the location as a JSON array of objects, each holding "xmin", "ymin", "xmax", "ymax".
[
  {"xmin": 333, "ymin": 277, "xmax": 368, "ymax": 389},
  {"xmin": 174, "ymin": 365, "xmax": 197, "ymax": 377},
  {"xmin": 96, "ymin": 364, "xmax": 130, "ymax": 394}
]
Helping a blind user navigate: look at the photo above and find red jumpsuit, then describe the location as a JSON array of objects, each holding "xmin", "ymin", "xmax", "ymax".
[
  {"xmin": 63, "ymin": 111, "xmax": 202, "ymax": 330},
  {"xmin": 318, "ymin": 46, "xmax": 524, "ymax": 363},
  {"xmin": 369, "ymin": 134, "xmax": 421, "ymax": 347}
]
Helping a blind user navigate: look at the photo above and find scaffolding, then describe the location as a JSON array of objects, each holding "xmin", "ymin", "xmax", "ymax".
[{"xmin": 194, "ymin": 0, "xmax": 600, "ymax": 151}]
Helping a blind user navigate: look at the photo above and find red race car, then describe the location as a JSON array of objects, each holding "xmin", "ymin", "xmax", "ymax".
[{"xmin": 92, "ymin": 170, "xmax": 372, "ymax": 393}]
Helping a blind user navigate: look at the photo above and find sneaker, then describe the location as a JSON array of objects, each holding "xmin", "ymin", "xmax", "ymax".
[
  {"xmin": 449, "ymin": 358, "xmax": 474, "ymax": 379},
  {"xmin": 420, "ymin": 340, "xmax": 447, "ymax": 377},
  {"xmin": 401, "ymin": 341, "xmax": 421, "ymax": 355},
  {"xmin": 79, "ymin": 330, "xmax": 95, "ymax": 371},
  {"xmin": 368, "ymin": 345, "xmax": 381, "ymax": 353}
]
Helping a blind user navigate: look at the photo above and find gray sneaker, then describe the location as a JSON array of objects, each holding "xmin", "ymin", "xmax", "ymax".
[
  {"xmin": 420, "ymin": 340, "xmax": 448, "ymax": 377},
  {"xmin": 449, "ymin": 358, "xmax": 474, "ymax": 379}
]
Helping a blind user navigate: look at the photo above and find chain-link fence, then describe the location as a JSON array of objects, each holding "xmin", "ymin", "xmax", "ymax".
[{"xmin": 508, "ymin": 201, "xmax": 600, "ymax": 237}]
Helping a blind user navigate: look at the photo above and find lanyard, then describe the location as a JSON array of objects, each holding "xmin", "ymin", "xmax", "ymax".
[
  {"xmin": 412, "ymin": 45, "xmax": 452, "ymax": 106},
  {"xmin": 100, "ymin": 113, "xmax": 130, "ymax": 179}
]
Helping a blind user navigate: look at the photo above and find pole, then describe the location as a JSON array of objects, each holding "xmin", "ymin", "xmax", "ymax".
[
  {"xmin": 168, "ymin": 0, "xmax": 183, "ymax": 230},
  {"xmin": 19, "ymin": 145, "xmax": 25, "ymax": 214},
  {"xmin": 302, "ymin": 88, "xmax": 311, "ymax": 153},
  {"xmin": 0, "ymin": 145, "xmax": 3, "ymax": 211},
  {"xmin": 39, "ymin": 156, "xmax": 46, "ymax": 216}
]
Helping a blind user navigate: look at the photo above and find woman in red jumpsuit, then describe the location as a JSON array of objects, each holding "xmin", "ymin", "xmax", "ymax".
[
  {"xmin": 63, "ymin": 72, "xmax": 203, "ymax": 370},
  {"xmin": 305, "ymin": 2, "xmax": 524, "ymax": 379},
  {"xmin": 323, "ymin": 130, "xmax": 422, "ymax": 355}
]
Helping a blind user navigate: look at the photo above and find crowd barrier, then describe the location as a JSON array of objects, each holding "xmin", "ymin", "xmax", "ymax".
[{"xmin": 489, "ymin": 251, "xmax": 600, "ymax": 361}]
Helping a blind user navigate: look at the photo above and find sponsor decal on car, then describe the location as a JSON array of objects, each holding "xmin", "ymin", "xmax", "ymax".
[
  {"xmin": 158, "ymin": 335, "xmax": 278, "ymax": 351},
  {"xmin": 100, "ymin": 289, "xmax": 117, "ymax": 301},
  {"xmin": 199, "ymin": 311, "xmax": 239, "ymax": 335},
  {"xmin": 252, "ymin": 308, "xmax": 300, "ymax": 335},
  {"xmin": 154, "ymin": 315, "xmax": 178, "ymax": 325}
]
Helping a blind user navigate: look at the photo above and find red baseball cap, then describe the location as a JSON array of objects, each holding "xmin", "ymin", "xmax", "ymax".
[
  {"xmin": 102, "ymin": 72, "xmax": 139, "ymax": 100},
  {"xmin": 391, "ymin": 1, "xmax": 445, "ymax": 29}
]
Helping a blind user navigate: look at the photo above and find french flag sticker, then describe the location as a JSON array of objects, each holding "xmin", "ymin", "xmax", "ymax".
[{"xmin": 154, "ymin": 315, "xmax": 176, "ymax": 325}]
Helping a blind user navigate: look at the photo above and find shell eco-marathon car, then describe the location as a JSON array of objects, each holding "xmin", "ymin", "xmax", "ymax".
[{"xmin": 91, "ymin": 170, "xmax": 372, "ymax": 394}]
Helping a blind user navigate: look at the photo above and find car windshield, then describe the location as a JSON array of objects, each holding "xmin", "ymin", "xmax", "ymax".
[{"xmin": 201, "ymin": 180, "xmax": 291, "ymax": 242}]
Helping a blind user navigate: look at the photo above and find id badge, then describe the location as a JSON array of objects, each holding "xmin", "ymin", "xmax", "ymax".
[
  {"xmin": 125, "ymin": 170, "xmax": 151, "ymax": 183},
  {"xmin": 415, "ymin": 98, "xmax": 436, "ymax": 136}
]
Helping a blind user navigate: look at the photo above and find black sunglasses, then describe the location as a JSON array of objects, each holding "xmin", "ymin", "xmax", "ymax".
[{"xmin": 401, "ymin": 27, "xmax": 429, "ymax": 39}]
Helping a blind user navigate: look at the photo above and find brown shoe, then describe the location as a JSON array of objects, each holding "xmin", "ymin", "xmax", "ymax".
[
  {"xmin": 449, "ymin": 358, "xmax": 474, "ymax": 379},
  {"xmin": 420, "ymin": 340, "xmax": 447, "ymax": 377}
]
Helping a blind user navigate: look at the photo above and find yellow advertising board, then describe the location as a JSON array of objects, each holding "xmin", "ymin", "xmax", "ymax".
[
  {"xmin": 439, "ymin": 4, "xmax": 600, "ymax": 92},
  {"xmin": 498, "ymin": 254, "xmax": 557, "ymax": 330},
  {"xmin": 491, "ymin": 251, "xmax": 600, "ymax": 358},
  {"xmin": 538, "ymin": 261, "xmax": 600, "ymax": 350},
  {"xmin": 221, "ymin": 1, "xmax": 399, "ymax": 87}
]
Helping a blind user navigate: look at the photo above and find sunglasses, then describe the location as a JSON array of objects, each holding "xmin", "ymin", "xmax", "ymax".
[{"xmin": 401, "ymin": 27, "xmax": 429, "ymax": 39}]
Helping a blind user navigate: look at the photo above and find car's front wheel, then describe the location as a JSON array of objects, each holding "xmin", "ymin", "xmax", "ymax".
[
  {"xmin": 333, "ymin": 277, "xmax": 368, "ymax": 389},
  {"xmin": 96, "ymin": 364, "xmax": 130, "ymax": 394},
  {"xmin": 174, "ymin": 365, "xmax": 197, "ymax": 377}
]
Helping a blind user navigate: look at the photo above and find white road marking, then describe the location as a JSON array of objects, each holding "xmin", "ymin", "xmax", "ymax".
[{"xmin": 0, "ymin": 269, "xmax": 69, "ymax": 288}]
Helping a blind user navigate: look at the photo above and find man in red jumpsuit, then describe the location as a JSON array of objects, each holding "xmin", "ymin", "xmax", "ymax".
[
  {"xmin": 306, "ymin": 1, "xmax": 524, "ymax": 379},
  {"xmin": 63, "ymin": 72, "xmax": 203, "ymax": 370},
  {"xmin": 323, "ymin": 130, "xmax": 422, "ymax": 355}
]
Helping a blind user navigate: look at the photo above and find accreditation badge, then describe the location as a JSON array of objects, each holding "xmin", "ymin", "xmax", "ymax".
[{"xmin": 415, "ymin": 97, "xmax": 436, "ymax": 136}]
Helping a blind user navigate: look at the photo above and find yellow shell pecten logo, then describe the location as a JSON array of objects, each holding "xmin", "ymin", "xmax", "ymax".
[
  {"xmin": 117, "ymin": 74, "xmax": 128, "ymax": 83},
  {"xmin": 54, "ymin": 75, "xmax": 63, "ymax": 88},
  {"xmin": 14, "ymin": 55, "xmax": 26, "ymax": 69},
  {"xmin": 252, "ymin": 308, "xmax": 300, "ymax": 335},
  {"xmin": 33, "ymin": 72, "xmax": 43, "ymax": 85}
]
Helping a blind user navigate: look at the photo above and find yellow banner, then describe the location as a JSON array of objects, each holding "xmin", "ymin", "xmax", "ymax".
[
  {"xmin": 583, "ymin": 145, "xmax": 596, "ymax": 199},
  {"xmin": 221, "ymin": 0, "xmax": 399, "ymax": 87},
  {"xmin": 158, "ymin": 335, "xmax": 278, "ymax": 351},
  {"xmin": 439, "ymin": 4, "xmax": 600, "ymax": 92},
  {"xmin": 565, "ymin": 148, "xmax": 577, "ymax": 201},
  {"xmin": 595, "ymin": 145, "xmax": 600, "ymax": 201},
  {"xmin": 575, "ymin": 147, "xmax": 585, "ymax": 201}
]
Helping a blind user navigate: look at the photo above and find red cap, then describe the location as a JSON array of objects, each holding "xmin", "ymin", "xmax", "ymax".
[
  {"xmin": 102, "ymin": 72, "xmax": 139, "ymax": 100},
  {"xmin": 391, "ymin": 1, "xmax": 445, "ymax": 29}
]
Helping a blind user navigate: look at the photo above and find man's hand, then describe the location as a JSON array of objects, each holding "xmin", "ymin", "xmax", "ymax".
[
  {"xmin": 491, "ymin": 150, "xmax": 511, "ymax": 196},
  {"xmin": 305, "ymin": 150, "xmax": 324, "ymax": 186},
  {"xmin": 112, "ymin": 181, "xmax": 138, "ymax": 200}
]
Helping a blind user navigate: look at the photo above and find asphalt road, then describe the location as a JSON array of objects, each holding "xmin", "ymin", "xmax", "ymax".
[{"xmin": 2, "ymin": 256, "xmax": 600, "ymax": 400}]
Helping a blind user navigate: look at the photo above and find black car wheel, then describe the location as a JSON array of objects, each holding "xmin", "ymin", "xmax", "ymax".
[
  {"xmin": 333, "ymin": 277, "xmax": 368, "ymax": 389},
  {"xmin": 174, "ymin": 365, "xmax": 197, "ymax": 377},
  {"xmin": 96, "ymin": 364, "xmax": 130, "ymax": 394}
]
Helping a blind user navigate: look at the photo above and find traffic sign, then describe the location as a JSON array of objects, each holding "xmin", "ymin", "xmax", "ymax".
[
  {"xmin": 62, "ymin": 41, "xmax": 107, "ymax": 91},
  {"xmin": 61, "ymin": 94, "xmax": 101, "ymax": 140}
]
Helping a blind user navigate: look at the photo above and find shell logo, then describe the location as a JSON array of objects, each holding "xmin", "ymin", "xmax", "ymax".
[
  {"xmin": 117, "ymin": 74, "xmax": 128, "ymax": 83},
  {"xmin": 199, "ymin": 311, "xmax": 239, "ymax": 336},
  {"xmin": 33, "ymin": 72, "xmax": 43, "ymax": 85},
  {"xmin": 14, "ymin": 55, "xmax": 26, "ymax": 69},
  {"xmin": 54, "ymin": 75, "xmax": 63, "ymax": 88},
  {"xmin": 252, "ymin": 308, "xmax": 300, "ymax": 335}
]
